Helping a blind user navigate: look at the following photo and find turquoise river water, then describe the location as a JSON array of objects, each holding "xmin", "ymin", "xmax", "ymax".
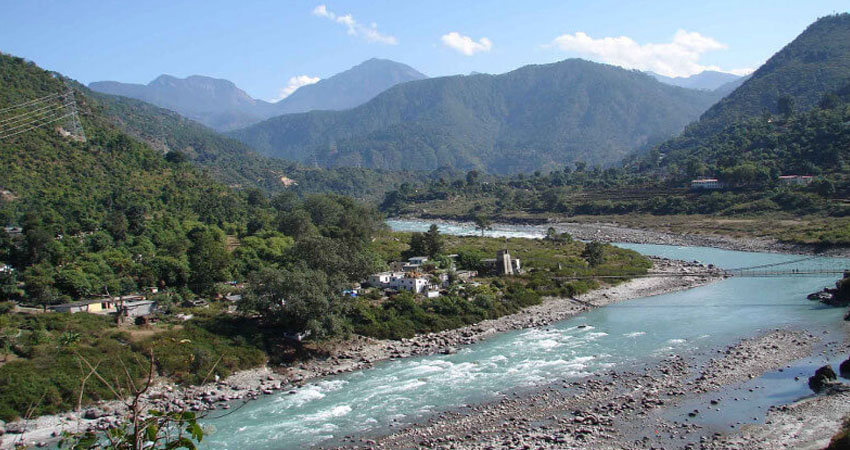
[{"xmin": 200, "ymin": 220, "xmax": 849, "ymax": 449}]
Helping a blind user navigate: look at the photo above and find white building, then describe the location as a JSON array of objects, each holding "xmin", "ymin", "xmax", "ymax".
[
  {"xmin": 390, "ymin": 276, "xmax": 429, "ymax": 294},
  {"xmin": 368, "ymin": 272, "xmax": 406, "ymax": 287},
  {"xmin": 690, "ymin": 178, "xmax": 724, "ymax": 190},
  {"xmin": 403, "ymin": 256, "xmax": 430, "ymax": 272},
  {"xmin": 778, "ymin": 175, "xmax": 814, "ymax": 186},
  {"xmin": 367, "ymin": 271, "xmax": 430, "ymax": 294}
]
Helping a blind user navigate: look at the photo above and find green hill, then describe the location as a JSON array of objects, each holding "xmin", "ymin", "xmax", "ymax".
[
  {"xmin": 697, "ymin": 13, "xmax": 850, "ymax": 130},
  {"xmin": 229, "ymin": 59, "xmax": 722, "ymax": 174},
  {"xmin": 0, "ymin": 55, "xmax": 247, "ymax": 237},
  {"xmin": 88, "ymin": 90, "xmax": 430, "ymax": 200},
  {"xmin": 651, "ymin": 14, "xmax": 850, "ymax": 181}
]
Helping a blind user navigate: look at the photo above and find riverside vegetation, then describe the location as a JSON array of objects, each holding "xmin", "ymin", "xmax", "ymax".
[{"xmin": 0, "ymin": 53, "xmax": 651, "ymax": 442}]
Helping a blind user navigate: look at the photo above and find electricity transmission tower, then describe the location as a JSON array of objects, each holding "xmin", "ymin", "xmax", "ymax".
[
  {"xmin": 61, "ymin": 79, "xmax": 86, "ymax": 142},
  {"xmin": 0, "ymin": 78, "xmax": 85, "ymax": 141}
]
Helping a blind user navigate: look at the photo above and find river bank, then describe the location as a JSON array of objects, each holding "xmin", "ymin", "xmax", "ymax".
[
  {"xmin": 336, "ymin": 328, "xmax": 850, "ymax": 449},
  {"xmin": 0, "ymin": 257, "xmax": 722, "ymax": 448},
  {"xmin": 397, "ymin": 216, "xmax": 850, "ymax": 257}
]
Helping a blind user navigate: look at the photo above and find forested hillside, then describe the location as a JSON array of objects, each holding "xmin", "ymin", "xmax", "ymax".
[
  {"xmin": 696, "ymin": 13, "xmax": 850, "ymax": 131},
  {"xmin": 0, "ymin": 52, "xmax": 383, "ymax": 306},
  {"xmin": 0, "ymin": 52, "xmax": 387, "ymax": 419},
  {"xmin": 645, "ymin": 13, "xmax": 850, "ymax": 184},
  {"xmin": 229, "ymin": 59, "xmax": 722, "ymax": 174},
  {"xmin": 650, "ymin": 85, "xmax": 850, "ymax": 183},
  {"xmin": 89, "ymin": 90, "xmax": 431, "ymax": 200}
]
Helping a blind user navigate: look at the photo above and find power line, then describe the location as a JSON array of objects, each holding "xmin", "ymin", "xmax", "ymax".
[
  {"xmin": 0, "ymin": 99, "xmax": 71, "ymax": 126},
  {"xmin": 0, "ymin": 112, "xmax": 74, "ymax": 140},
  {"xmin": 0, "ymin": 92, "xmax": 62, "ymax": 114},
  {"xmin": 0, "ymin": 104, "xmax": 72, "ymax": 135},
  {"xmin": 0, "ymin": 102, "xmax": 72, "ymax": 130}
]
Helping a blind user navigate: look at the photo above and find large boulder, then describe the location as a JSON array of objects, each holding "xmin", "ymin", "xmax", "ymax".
[
  {"xmin": 840, "ymin": 357, "xmax": 850, "ymax": 379},
  {"xmin": 4, "ymin": 422, "xmax": 24, "ymax": 434},
  {"xmin": 809, "ymin": 365, "xmax": 838, "ymax": 392},
  {"xmin": 83, "ymin": 408, "xmax": 108, "ymax": 420}
]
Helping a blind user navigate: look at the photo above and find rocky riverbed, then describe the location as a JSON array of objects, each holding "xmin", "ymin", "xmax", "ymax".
[
  {"xmin": 551, "ymin": 221, "xmax": 850, "ymax": 257},
  {"xmin": 332, "ymin": 329, "xmax": 850, "ymax": 450},
  {"xmin": 0, "ymin": 257, "xmax": 722, "ymax": 448},
  {"xmin": 401, "ymin": 217, "xmax": 850, "ymax": 257}
]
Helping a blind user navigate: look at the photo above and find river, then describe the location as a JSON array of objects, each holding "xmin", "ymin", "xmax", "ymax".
[{"xmin": 201, "ymin": 220, "xmax": 849, "ymax": 449}]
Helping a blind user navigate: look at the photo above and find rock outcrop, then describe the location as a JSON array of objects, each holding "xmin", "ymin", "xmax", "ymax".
[{"xmin": 809, "ymin": 365, "xmax": 838, "ymax": 392}]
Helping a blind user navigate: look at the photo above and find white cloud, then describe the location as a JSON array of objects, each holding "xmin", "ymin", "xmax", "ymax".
[
  {"xmin": 441, "ymin": 32, "xmax": 492, "ymax": 56},
  {"xmin": 312, "ymin": 4, "xmax": 397, "ymax": 45},
  {"xmin": 272, "ymin": 75, "xmax": 321, "ymax": 102},
  {"xmin": 550, "ymin": 29, "xmax": 752, "ymax": 78}
]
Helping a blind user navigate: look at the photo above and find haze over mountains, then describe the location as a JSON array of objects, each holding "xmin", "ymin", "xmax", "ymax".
[
  {"xmin": 229, "ymin": 59, "xmax": 724, "ymax": 173},
  {"xmin": 649, "ymin": 70, "xmax": 745, "ymax": 91},
  {"xmin": 90, "ymin": 58, "xmax": 426, "ymax": 131}
]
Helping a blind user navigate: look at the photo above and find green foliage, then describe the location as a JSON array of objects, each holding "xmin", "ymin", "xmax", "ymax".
[
  {"xmin": 582, "ymin": 241, "xmax": 606, "ymax": 267},
  {"xmin": 0, "ymin": 313, "xmax": 147, "ymax": 422},
  {"xmin": 349, "ymin": 286, "xmax": 541, "ymax": 340},
  {"xmin": 135, "ymin": 325, "xmax": 266, "ymax": 385},
  {"xmin": 240, "ymin": 266, "xmax": 341, "ymax": 339},
  {"xmin": 61, "ymin": 409, "xmax": 205, "ymax": 450},
  {"xmin": 404, "ymin": 224, "xmax": 443, "ymax": 258}
]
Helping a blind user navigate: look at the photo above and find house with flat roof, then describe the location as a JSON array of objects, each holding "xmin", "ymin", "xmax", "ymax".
[
  {"xmin": 48, "ymin": 294, "xmax": 148, "ymax": 315},
  {"xmin": 367, "ymin": 271, "xmax": 431, "ymax": 294},
  {"xmin": 119, "ymin": 300, "xmax": 157, "ymax": 318},
  {"xmin": 778, "ymin": 175, "xmax": 814, "ymax": 186},
  {"xmin": 690, "ymin": 178, "xmax": 724, "ymax": 190},
  {"xmin": 50, "ymin": 298, "xmax": 118, "ymax": 314}
]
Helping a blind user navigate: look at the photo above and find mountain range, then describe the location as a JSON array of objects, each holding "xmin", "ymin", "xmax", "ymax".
[
  {"xmin": 89, "ymin": 58, "xmax": 426, "ymax": 131},
  {"xmin": 228, "ymin": 59, "xmax": 724, "ymax": 173}
]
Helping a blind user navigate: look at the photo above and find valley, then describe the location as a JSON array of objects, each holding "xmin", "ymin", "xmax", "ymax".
[{"xmin": 2, "ymin": 6, "xmax": 850, "ymax": 450}]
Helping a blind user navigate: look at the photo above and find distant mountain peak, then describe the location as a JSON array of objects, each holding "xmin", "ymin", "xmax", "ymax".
[
  {"xmin": 90, "ymin": 59, "xmax": 427, "ymax": 131},
  {"xmin": 271, "ymin": 58, "xmax": 427, "ymax": 114}
]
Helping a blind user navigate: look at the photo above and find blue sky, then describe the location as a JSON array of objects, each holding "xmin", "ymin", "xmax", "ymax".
[{"xmin": 1, "ymin": 1, "xmax": 847, "ymax": 101}]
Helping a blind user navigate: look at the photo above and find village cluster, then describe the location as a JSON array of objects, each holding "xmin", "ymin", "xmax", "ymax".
[
  {"xmin": 359, "ymin": 249, "xmax": 521, "ymax": 298},
  {"xmin": 3, "ymin": 247, "xmax": 524, "ymax": 325}
]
